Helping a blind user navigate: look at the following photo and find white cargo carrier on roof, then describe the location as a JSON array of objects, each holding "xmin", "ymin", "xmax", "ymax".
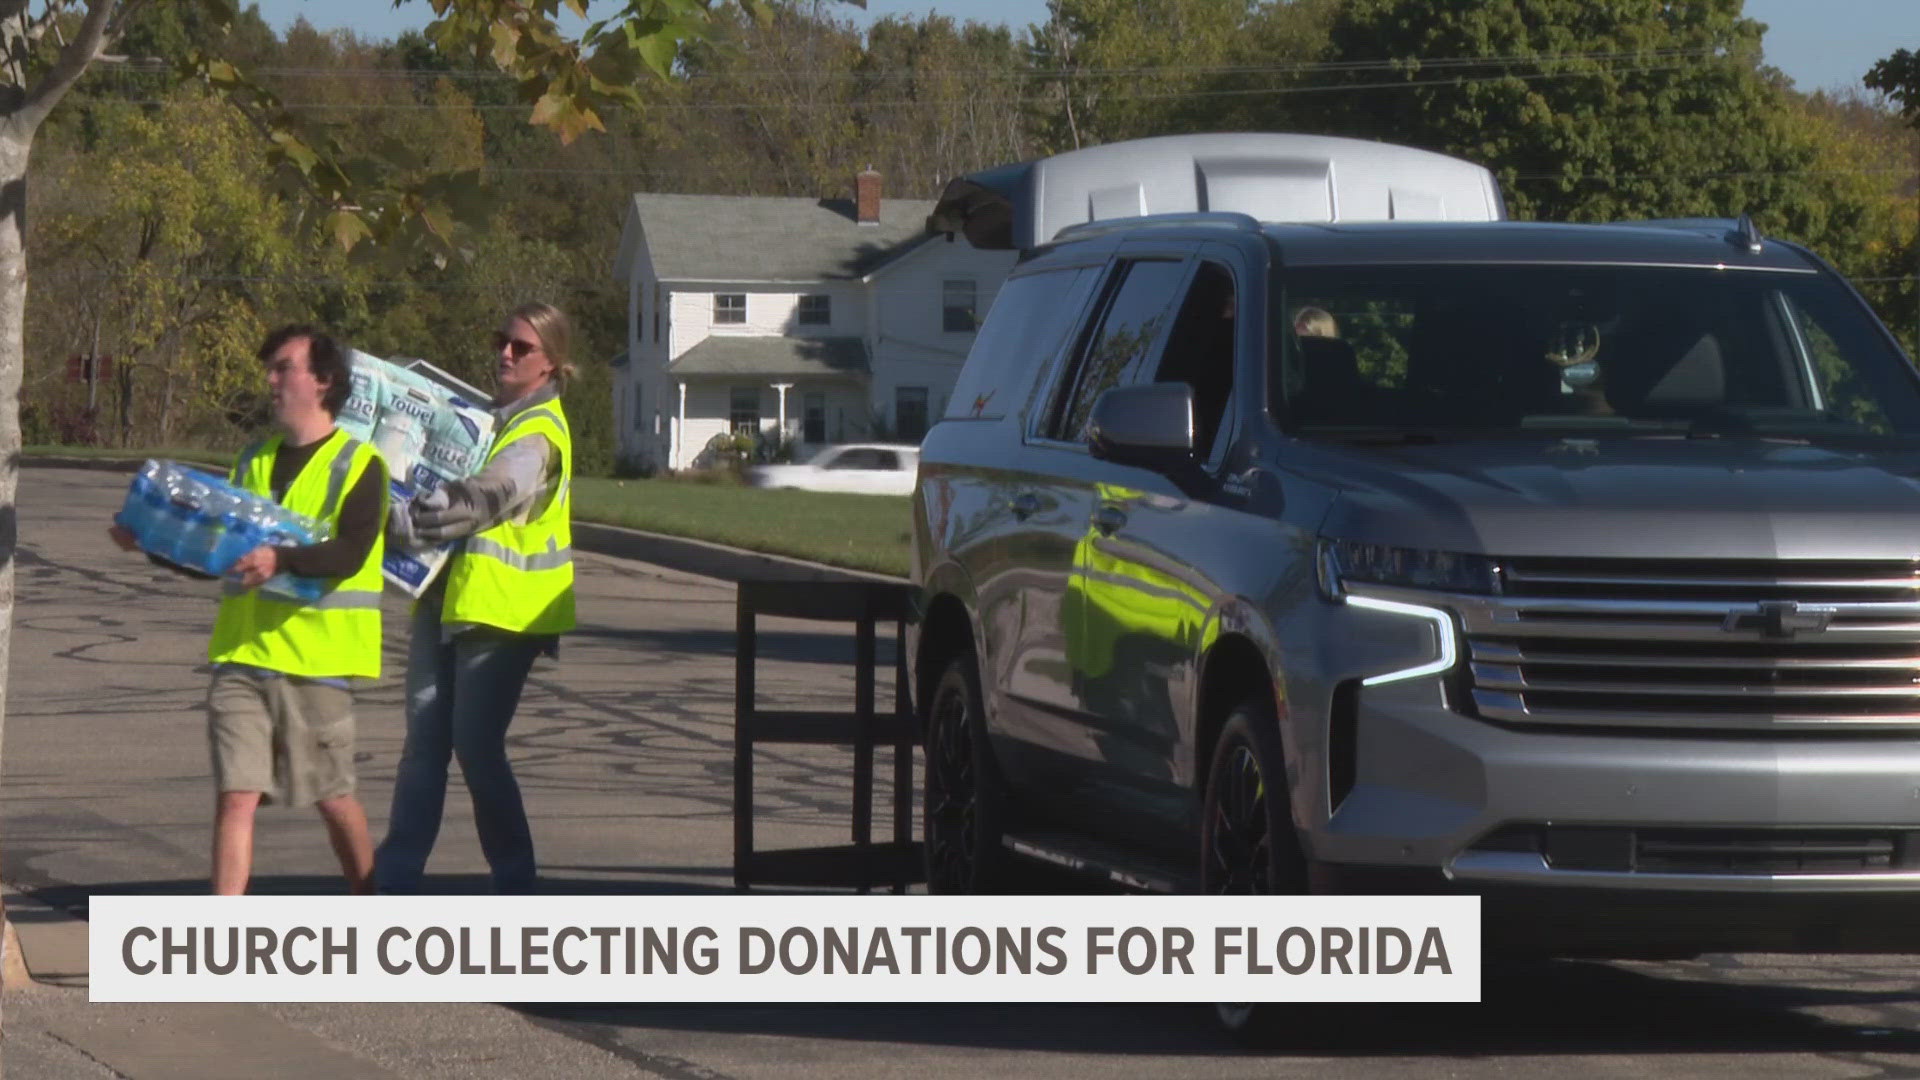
[{"xmin": 927, "ymin": 132, "xmax": 1506, "ymax": 251}]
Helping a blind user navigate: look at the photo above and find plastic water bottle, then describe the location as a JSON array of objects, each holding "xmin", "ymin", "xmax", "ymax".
[
  {"xmin": 159, "ymin": 472, "xmax": 208, "ymax": 565},
  {"xmin": 185, "ymin": 480, "xmax": 240, "ymax": 573},
  {"xmin": 115, "ymin": 467, "xmax": 180, "ymax": 556},
  {"xmin": 210, "ymin": 508, "xmax": 257, "ymax": 574}
]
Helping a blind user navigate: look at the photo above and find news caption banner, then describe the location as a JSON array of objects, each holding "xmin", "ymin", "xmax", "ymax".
[{"xmin": 92, "ymin": 896, "xmax": 1478, "ymax": 1003}]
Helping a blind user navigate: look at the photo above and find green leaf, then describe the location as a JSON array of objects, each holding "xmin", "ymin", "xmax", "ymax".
[
  {"xmin": 490, "ymin": 23, "xmax": 521, "ymax": 67},
  {"xmin": 327, "ymin": 210, "xmax": 373, "ymax": 252},
  {"xmin": 203, "ymin": 59, "xmax": 242, "ymax": 86},
  {"xmin": 635, "ymin": 29, "xmax": 678, "ymax": 79},
  {"xmin": 419, "ymin": 207, "xmax": 456, "ymax": 244},
  {"xmin": 529, "ymin": 88, "xmax": 569, "ymax": 127},
  {"xmin": 267, "ymin": 130, "xmax": 321, "ymax": 174}
]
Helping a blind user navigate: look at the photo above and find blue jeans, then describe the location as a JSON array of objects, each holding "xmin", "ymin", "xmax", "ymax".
[{"xmin": 374, "ymin": 594, "xmax": 549, "ymax": 893}]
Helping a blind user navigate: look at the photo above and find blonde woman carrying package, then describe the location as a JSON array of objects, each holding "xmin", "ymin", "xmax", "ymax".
[{"xmin": 374, "ymin": 302, "xmax": 577, "ymax": 894}]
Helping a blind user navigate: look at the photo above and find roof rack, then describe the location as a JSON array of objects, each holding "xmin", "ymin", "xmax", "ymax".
[
  {"xmin": 1727, "ymin": 213, "xmax": 1764, "ymax": 255},
  {"xmin": 1051, "ymin": 211, "xmax": 1263, "ymax": 245},
  {"xmin": 1610, "ymin": 216, "xmax": 1767, "ymax": 254}
]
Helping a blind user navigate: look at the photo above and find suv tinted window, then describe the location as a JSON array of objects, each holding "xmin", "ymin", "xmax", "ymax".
[
  {"xmin": 1051, "ymin": 258, "xmax": 1188, "ymax": 441},
  {"xmin": 1277, "ymin": 265, "xmax": 1920, "ymax": 441},
  {"xmin": 1151, "ymin": 260, "xmax": 1238, "ymax": 459},
  {"xmin": 945, "ymin": 267, "xmax": 1099, "ymax": 421}
]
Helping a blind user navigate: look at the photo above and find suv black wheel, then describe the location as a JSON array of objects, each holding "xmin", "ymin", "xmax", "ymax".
[
  {"xmin": 1201, "ymin": 697, "xmax": 1308, "ymax": 1044},
  {"xmin": 922, "ymin": 650, "xmax": 1012, "ymax": 893}
]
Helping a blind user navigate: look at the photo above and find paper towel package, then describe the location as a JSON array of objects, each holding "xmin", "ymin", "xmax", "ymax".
[
  {"xmin": 403, "ymin": 356, "xmax": 490, "ymax": 408},
  {"xmin": 342, "ymin": 350, "xmax": 496, "ymax": 596},
  {"xmin": 114, "ymin": 459, "xmax": 332, "ymax": 603}
]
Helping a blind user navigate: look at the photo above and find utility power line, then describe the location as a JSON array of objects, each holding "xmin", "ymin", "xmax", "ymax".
[
  {"xmin": 91, "ymin": 45, "xmax": 1753, "ymax": 84},
  {"xmin": 76, "ymin": 61, "xmax": 1768, "ymax": 112},
  {"xmin": 25, "ymin": 145, "xmax": 1915, "ymax": 186}
]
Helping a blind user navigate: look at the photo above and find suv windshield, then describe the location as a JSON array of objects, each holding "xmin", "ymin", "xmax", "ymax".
[{"xmin": 1276, "ymin": 265, "xmax": 1920, "ymax": 443}]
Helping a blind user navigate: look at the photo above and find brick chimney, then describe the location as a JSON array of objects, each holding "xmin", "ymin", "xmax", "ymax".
[{"xmin": 855, "ymin": 166, "xmax": 882, "ymax": 225}]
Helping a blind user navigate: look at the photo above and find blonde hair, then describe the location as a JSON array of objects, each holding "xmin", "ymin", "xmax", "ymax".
[
  {"xmin": 509, "ymin": 301, "xmax": 577, "ymax": 386},
  {"xmin": 1294, "ymin": 306, "xmax": 1337, "ymax": 338}
]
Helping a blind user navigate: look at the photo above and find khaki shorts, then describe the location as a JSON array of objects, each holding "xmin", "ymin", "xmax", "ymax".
[{"xmin": 207, "ymin": 668, "xmax": 357, "ymax": 807}]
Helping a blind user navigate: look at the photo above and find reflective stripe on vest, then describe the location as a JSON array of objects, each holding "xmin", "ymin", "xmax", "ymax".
[
  {"xmin": 207, "ymin": 428, "xmax": 387, "ymax": 679},
  {"xmin": 220, "ymin": 581, "xmax": 384, "ymax": 610},
  {"xmin": 463, "ymin": 535, "xmax": 574, "ymax": 572}
]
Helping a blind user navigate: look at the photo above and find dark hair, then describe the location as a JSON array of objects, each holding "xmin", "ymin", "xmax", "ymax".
[{"xmin": 257, "ymin": 324, "xmax": 353, "ymax": 417}]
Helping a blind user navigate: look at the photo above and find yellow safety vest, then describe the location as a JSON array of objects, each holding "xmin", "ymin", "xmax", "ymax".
[
  {"xmin": 442, "ymin": 398, "xmax": 575, "ymax": 636},
  {"xmin": 208, "ymin": 428, "xmax": 387, "ymax": 679}
]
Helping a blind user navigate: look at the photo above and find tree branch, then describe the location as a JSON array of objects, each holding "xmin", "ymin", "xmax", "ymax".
[
  {"xmin": 100, "ymin": 0, "xmax": 150, "ymax": 47},
  {"xmin": 22, "ymin": 1, "xmax": 78, "ymax": 45},
  {"xmin": 16, "ymin": 0, "xmax": 115, "ymax": 134}
]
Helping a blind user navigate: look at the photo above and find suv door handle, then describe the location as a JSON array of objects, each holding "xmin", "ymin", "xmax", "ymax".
[
  {"xmin": 1011, "ymin": 492, "xmax": 1042, "ymax": 520},
  {"xmin": 1093, "ymin": 506, "xmax": 1128, "ymax": 535}
]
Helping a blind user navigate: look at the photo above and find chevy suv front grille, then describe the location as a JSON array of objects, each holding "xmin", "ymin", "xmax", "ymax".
[
  {"xmin": 1472, "ymin": 824, "xmax": 1920, "ymax": 875},
  {"xmin": 1457, "ymin": 558, "xmax": 1920, "ymax": 731}
]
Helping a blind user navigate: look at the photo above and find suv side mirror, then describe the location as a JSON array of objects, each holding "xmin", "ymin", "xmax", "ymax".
[{"xmin": 1088, "ymin": 383, "xmax": 1196, "ymax": 472}]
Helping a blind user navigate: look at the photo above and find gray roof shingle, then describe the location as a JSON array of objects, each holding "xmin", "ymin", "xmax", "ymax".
[
  {"xmin": 629, "ymin": 193, "xmax": 935, "ymax": 282},
  {"xmin": 669, "ymin": 336, "xmax": 869, "ymax": 380}
]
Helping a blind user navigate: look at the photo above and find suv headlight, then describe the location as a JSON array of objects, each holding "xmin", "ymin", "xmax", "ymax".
[{"xmin": 1317, "ymin": 539, "xmax": 1499, "ymax": 598}]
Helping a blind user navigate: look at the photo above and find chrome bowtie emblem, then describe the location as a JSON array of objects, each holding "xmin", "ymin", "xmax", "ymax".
[{"xmin": 1722, "ymin": 600, "xmax": 1837, "ymax": 638}]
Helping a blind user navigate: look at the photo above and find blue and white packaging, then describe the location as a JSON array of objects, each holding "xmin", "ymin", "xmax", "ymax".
[
  {"xmin": 341, "ymin": 351, "xmax": 496, "ymax": 596},
  {"xmin": 114, "ymin": 460, "xmax": 332, "ymax": 603}
]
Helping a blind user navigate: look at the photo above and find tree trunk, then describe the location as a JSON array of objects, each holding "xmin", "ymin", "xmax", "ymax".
[{"xmin": 0, "ymin": 129, "xmax": 30, "ymax": 1080}]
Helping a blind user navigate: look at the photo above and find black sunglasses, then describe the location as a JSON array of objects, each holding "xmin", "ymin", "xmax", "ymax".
[{"xmin": 491, "ymin": 331, "xmax": 541, "ymax": 359}]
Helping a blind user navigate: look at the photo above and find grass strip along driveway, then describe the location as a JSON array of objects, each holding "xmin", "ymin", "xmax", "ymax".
[
  {"xmin": 27, "ymin": 450, "xmax": 914, "ymax": 579},
  {"xmin": 571, "ymin": 478, "xmax": 912, "ymax": 578}
]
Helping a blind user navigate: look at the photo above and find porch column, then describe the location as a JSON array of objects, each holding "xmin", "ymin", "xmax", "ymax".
[
  {"xmin": 772, "ymin": 382, "xmax": 793, "ymax": 446},
  {"xmin": 674, "ymin": 380, "xmax": 688, "ymax": 471}
]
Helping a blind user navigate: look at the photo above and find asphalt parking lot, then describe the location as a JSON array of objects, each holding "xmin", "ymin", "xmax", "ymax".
[{"xmin": 5, "ymin": 467, "xmax": 1920, "ymax": 1079}]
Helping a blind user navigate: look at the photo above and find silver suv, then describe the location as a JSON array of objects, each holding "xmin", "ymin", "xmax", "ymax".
[{"xmin": 909, "ymin": 136, "xmax": 1920, "ymax": 969}]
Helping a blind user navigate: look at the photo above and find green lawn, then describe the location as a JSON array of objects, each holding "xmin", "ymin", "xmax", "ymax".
[
  {"xmin": 26, "ymin": 445, "xmax": 914, "ymax": 577},
  {"xmin": 571, "ymin": 477, "xmax": 913, "ymax": 578},
  {"xmin": 25, "ymin": 444, "xmax": 234, "ymax": 468}
]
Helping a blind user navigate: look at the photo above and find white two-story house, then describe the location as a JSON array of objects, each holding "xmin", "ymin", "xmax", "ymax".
[{"xmin": 612, "ymin": 170, "xmax": 1018, "ymax": 471}]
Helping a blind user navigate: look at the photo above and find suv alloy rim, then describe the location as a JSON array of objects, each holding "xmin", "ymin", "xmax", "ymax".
[
  {"xmin": 1207, "ymin": 743, "xmax": 1272, "ymax": 895},
  {"xmin": 925, "ymin": 673, "xmax": 978, "ymax": 892}
]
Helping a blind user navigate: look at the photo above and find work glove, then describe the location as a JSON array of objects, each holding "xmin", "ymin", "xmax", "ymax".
[
  {"xmin": 386, "ymin": 486, "xmax": 443, "ymax": 551},
  {"xmin": 408, "ymin": 484, "xmax": 478, "ymax": 546}
]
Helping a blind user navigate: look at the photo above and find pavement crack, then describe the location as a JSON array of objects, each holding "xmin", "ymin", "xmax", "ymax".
[{"xmin": 40, "ymin": 1028, "xmax": 136, "ymax": 1080}]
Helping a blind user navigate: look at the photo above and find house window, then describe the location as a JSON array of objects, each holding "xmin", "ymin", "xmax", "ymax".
[
  {"xmin": 730, "ymin": 386, "xmax": 760, "ymax": 435},
  {"xmin": 803, "ymin": 391, "xmax": 826, "ymax": 443},
  {"xmin": 653, "ymin": 283, "xmax": 663, "ymax": 342},
  {"xmin": 895, "ymin": 386, "xmax": 930, "ymax": 442},
  {"xmin": 798, "ymin": 294, "xmax": 831, "ymax": 326},
  {"xmin": 715, "ymin": 293, "xmax": 746, "ymax": 325},
  {"xmin": 943, "ymin": 279, "xmax": 977, "ymax": 333}
]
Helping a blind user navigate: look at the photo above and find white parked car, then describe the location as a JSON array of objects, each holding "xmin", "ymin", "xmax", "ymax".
[{"xmin": 744, "ymin": 443, "xmax": 920, "ymax": 496}]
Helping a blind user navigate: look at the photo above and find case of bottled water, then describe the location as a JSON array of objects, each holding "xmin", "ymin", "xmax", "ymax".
[{"xmin": 114, "ymin": 460, "xmax": 334, "ymax": 603}]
